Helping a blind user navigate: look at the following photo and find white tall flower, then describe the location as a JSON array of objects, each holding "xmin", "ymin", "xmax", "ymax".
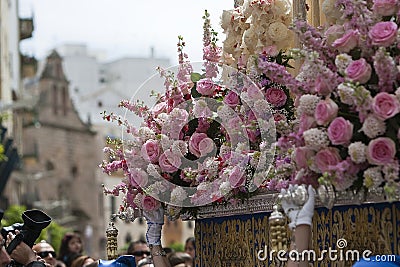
[
  {"xmin": 303, "ymin": 128, "xmax": 330, "ymax": 150},
  {"xmin": 360, "ymin": 115, "xmax": 386, "ymax": 139},
  {"xmin": 348, "ymin": 142, "xmax": 367, "ymax": 163}
]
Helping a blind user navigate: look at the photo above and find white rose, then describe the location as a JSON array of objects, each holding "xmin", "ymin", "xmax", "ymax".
[{"xmin": 268, "ymin": 22, "xmax": 288, "ymax": 42}]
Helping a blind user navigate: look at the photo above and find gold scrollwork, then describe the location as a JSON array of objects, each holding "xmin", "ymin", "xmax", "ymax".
[{"xmin": 196, "ymin": 202, "xmax": 399, "ymax": 267}]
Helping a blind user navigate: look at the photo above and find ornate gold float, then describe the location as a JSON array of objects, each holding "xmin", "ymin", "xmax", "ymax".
[{"xmin": 194, "ymin": 190, "xmax": 400, "ymax": 267}]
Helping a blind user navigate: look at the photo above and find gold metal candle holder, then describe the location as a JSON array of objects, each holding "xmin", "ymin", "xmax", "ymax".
[{"xmin": 106, "ymin": 222, "xmax": 119, "ymax": 260}]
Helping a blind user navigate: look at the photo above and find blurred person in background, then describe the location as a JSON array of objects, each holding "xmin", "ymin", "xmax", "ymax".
[
  {"xmin": 167, "ymin": 252, "xmax": 192, "ymax": 267},
  {"xmin": 70, "ymin": 255, "xmax": 95, "ymax": 267},
  {"xmin": 183, "ymin": 237, "xmax": 195, "ymax": 266},
  {"xmin": 58, "ymin": 232, "xmax": 84, "ymax": 267}
]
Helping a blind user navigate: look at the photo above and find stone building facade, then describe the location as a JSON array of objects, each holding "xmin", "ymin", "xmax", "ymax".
[{"xmin": 6, "ymin": 51, "xmax": 106, "ymax": 258}]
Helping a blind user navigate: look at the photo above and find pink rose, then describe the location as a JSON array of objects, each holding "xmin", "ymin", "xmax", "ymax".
[
  {"xmin": 368, "ymin": 21, "xmax": 398, "ymax": 47},
  {"xmin": 372, "ymin": 92, "xmax": 400, "ymax": 120},
  {"xmin": 325, "ymin": 25, "xmax": 344, "ymax": 45},
  {"xmin": 223, "ymin": 91, "xmax": 240, "ymax": 107},
  {"xmin": 228, "ymin": 166, "xmax": 245, "ymax": 188},
  {"xmin": 151, "ymin": 102, "xmax": 166, "ymax": 117},
  {"xmin": 327, "ymin": 117, "xmax": 354, "ymax": 145},
  {"xmin": 332, "ymin": 30, "xmax": 359, "ymax": 53},
  {"xmin": 345, "ymin": 58, "xmax": 372, "ymax": 84},
  {"xmin": 373, "ymin": 0, "xmax": 397, "ymax": 16},
  {"xmin": 141, "ymin": 140, "xmax": 160, "ymax": 163},
  {"xmin": 367, "ymin": 137, "xmax": 396, "ymax": 165},
  {"xmin": 159, "ymin": 150, "xmax": 182, "ymax": 173},
  {"xmin": 315, "ymin": 147, "xmax": 342, "ymax": 173},
  {"xmin": 247, "ymin": 84, "xmax": 263, "ymax": 100},
  {"xmin": 315, "ymin": 98, "xmax": 338, "ymax": 126},
  {"xmin": 294, "ymin": 147, "xmax": 315, "ymax": 169},
  {"xmin": 315, "ymin": 76, "xmax": 334, "ymax": 96},
  {"xmin": 142, "ymin": 195, "xmax": 161, "ymax": 211},
  {"xmin": 189, "ymin": 133, "xmax": 214, "ymax": 157},
  {"xmin": 299, "ymin": 114, "xmax": 316, "ymax": 133},
  {"xmin": 265, "ymin": 87, "xmax": 287, "ymax": 107},
  {"xmin": 129, "ymin": 168, "xmax": 148, "ymax": 188},
  {"xmin": 196, "ymin": 78, "xmax": 215, "ymax": 95}
]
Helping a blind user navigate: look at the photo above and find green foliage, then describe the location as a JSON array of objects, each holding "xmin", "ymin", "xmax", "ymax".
[
  {"xmin": 1, "ymin": 205, "xmax": 68, "ymax": 252},
  {"xmin": 169, "ymin": 242, "xmax": 184, "ymax": 252}
]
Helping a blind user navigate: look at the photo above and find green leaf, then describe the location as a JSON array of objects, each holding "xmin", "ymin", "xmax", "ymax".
[{"xmin": 191, "ymin": 72, "xmax": 202, "ymax": 83}]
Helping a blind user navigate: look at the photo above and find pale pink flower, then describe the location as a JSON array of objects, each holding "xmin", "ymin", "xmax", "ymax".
[
  {"xmin": 371, "ymin": 92, "xmax": 400, "ymax": 120},
  {"xmin": 265, "ymin": 87, "xmax": 287, "ymax": 107},
  {"xmin": 141, "ymin": 140, "xmax": 160, "ymax": 163},
  {"xmin": 189, "ymin": 133, "xmax": 215, "ymax": 157},
  {"xmin": 228, "ymin": 166, "xmax": 246, "ymax": 188},
  {"xmin": 327, "ymin": 117, "xmax": 354, "ymax": 145},
  {"xmin": 129, "ymin": 168, "xmax": 148, "ymax": 188},
  {"xmin": 368, "ymin": 21, "xmax": 398, "ymax": 47},
  {"xmin": 332, "ymin": 30, "xmax": 359, "ymax": 53},
  {"xmin": 315, "ymin": 147, "xmax": 342, "ymax": 173},
  {"xmin": 196, "ymin": 78, "xmax": 215, "ymax": 95},
  {"xmin": 373, "ymin": 0, "xmax": 398, "ymax": 16},
  {"xmin": 223, "ymin": 91, "xmax": 240, "ymax": 107},
  {"xmin": 367, "ymin": 137, "xmax": 396, "ymax": 165},
  {"xmin": 159, "ymin": 150, "xmax": 182, "ymax": 173},
  {"xmin": 345, "ymin": 58, "xmax": 372, "ymax": 84},
  {"xmin": 315, "ymin": 98, "xmax": 339, "ymax": 126},
  {"xmin": 294, "ymin": 147, "xmax": 315, "ymax": 169},
  {"xmin": 142, "ymin": 195, "xmax": 161, "ymax": 211}
]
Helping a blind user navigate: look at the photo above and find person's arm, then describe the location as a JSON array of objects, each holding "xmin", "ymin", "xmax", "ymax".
[
  {"xmin": 281, "ymin": 185, "xmax": 315, "ymax": 267},
  {"xmin": 7, "ymin": 232, "xmax": 46, "ymax": 267},
  {"xmin": 143, "ymin": 206, "xmax": 171, "ymax": 267}
]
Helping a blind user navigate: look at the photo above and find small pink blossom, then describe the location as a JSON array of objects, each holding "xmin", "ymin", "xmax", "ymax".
[
  {"xmin": 327, "ymin": 117, "xmax": 354, "ymax": 145},
  {"xmin": 315, "ymin": 147, "xmax": 342, "ymax": 173},
  {"xmin": 368, "ymin": 21, "xmax": 398, "ymax": 47},
  {"xmin": 265, "ymin": 87, "xmax": 287, "ymax": 107},
  {"xmin": 315, "ymin": 98, "xmax": 339, "ymax": 126},
  {"xmin": 345, "ymin": 58, "xmax": 372, "ymax": 84},
  {"xmin": 367, "ymin": 137, "xmax": 396, "ymax": 165},
  {"xmin": 371, "ymin": 92, "xmax": 400, "ymax": 120},
  {"xmin": 196, "ymin": 78, "xmax": 215, "ymax": 95}
]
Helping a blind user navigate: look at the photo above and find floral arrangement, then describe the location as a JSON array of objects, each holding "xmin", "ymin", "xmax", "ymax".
[
  {"xmin": 263, "ymin": 0, "xmax": 400, "ymax": 202},
  {"xmin": 100, "ymin": 0, "xmax": 296, "ymax": 219}
]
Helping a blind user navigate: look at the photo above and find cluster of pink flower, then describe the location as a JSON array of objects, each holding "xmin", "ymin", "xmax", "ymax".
[
  {"xmin": 263, "ymin": 0, "xmax": 400, "ymax": 201},
  {"xmin": 100, "ymin": 9, "xmax": 295, "ymax": 217}
]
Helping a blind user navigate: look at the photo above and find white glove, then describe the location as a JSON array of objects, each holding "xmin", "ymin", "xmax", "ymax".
[
  {"xmin": 280, "ymin": 184, "xmax": 315, "ymax": 230},
  {"xmin": 143, "ymin": 206, "xmax": 164, "ymax": 246}
]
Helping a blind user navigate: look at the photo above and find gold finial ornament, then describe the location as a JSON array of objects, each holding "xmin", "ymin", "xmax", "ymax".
[
  {"xmin": 269, "ymin": 205, "xmax": 288, "ymax": 252},
  {"xmin": 106, "ymin": 221, "xmax": 119, "ymax": 260}
]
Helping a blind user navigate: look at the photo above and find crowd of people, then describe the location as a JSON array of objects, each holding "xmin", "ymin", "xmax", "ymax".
[
  {"xmin": 1, "ymin": 187, "xmax": 400, "ymax": 267},
  {"xmin": 0, "ymin": 208, "xmax": 195, "ymax": 267}
]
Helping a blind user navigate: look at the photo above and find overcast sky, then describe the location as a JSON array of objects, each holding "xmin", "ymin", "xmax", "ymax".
[{"xmin": 19, "ymin": 0, "xmax": 233, "ymax": 65}]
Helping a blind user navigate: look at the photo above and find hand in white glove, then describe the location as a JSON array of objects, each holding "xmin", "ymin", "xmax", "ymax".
[
  {"xmin": 280, "ymin": 184, "xmax": 315, "ymax": 230},
  {"xmin": 143, "ymin": 205, "xmax": 164, "ymax": 246}
]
